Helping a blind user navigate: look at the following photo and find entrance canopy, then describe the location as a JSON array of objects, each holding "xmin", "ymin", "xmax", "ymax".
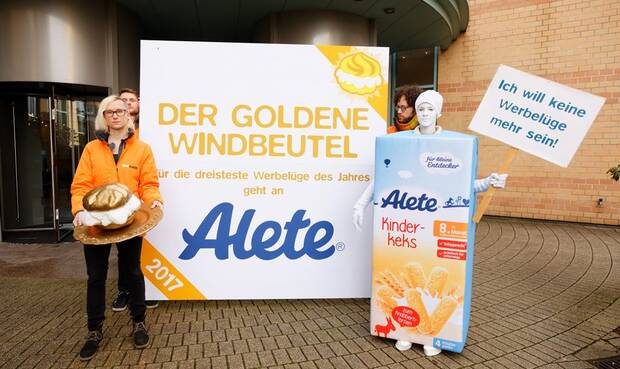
[{"xmin": 118, "ymin": 0, "xmax": 469, "ymax": 50}]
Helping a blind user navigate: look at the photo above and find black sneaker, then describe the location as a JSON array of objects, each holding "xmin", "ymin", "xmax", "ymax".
[
  {"xmin": 145, "ymin": 300, "xmax": 159, "ymax": 309},
  {"xmin": 133, "ymin": 322, "xmax": 149, "ymax": 348},
  {"xmin": 79, "ymin": 330, "xmax": 102, "ymax": 360},
  {"xmin": 112, "ymin": 291, "xmax": 130, "ymax": 312}
]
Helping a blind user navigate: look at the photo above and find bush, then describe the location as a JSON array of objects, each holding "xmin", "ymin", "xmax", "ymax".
[{"xmin": 608, "ymin": 164, "xmax": 620, "ymax": 181}]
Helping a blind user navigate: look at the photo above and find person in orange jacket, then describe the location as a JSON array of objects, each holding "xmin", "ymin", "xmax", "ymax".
[
  {"xmin": 388, "ymin": 84, "xmax": 424, "ymax": 133},
  {"xmin": 71, "ymin": 95, "xmax": 163, "ymax": 360}
]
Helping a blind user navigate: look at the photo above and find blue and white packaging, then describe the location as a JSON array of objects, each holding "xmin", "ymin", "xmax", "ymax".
[{"xmin": 369, "ymin": 129, "xmax": 477, "ymax": 353}]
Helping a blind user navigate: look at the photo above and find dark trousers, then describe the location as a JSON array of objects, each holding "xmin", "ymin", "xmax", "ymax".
[
  {"xmin": 117, "ymin": 244, "xmax": 130, "ymax": 293},
  {"xmin": 83, "ymin": 236, "xmax": 146, "ymax": 331}
]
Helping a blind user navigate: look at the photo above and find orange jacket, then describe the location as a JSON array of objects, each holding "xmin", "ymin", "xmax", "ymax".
[
  {"xmin": 387, "ymin": 116, "xmax": 419, "ymax": 133},
  {"xmin": 70, "ymin": 132, "xmax": 162, "ymax": 215}
]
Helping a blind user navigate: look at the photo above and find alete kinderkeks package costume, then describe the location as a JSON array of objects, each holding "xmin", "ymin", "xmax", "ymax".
[{"xmin": 370, "ymin": 130, "xmax": 477, "ymax": 353}]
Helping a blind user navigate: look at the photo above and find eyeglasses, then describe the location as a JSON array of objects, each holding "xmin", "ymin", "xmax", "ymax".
[
  {"xmin": 103, "ymin": 109, "xmax": 127, "ymax": 117},
  {"xmin": 396, "ymin": 105, "xmax": 412, "ymax": 112}
]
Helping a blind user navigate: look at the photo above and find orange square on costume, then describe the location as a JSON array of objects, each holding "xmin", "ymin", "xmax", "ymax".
[{"xmin": 433, "ymin": 221, "xmax": 468, "ymax": 239}]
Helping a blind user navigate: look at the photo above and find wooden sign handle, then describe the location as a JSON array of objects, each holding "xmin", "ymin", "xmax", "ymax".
[{"xmin": 473, "ymin": 147, "xmax": 519, "ymax": 223}]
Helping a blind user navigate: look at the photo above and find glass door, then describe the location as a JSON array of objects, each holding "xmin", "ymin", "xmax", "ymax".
[
  {"xmin": 0, "ymin": 82, "xmax": 106, "ymax": 242},
  {"xmin": 0, "ymin": 95, "xmax": 55, "ymax": 230},
  {"xmin": 53, "ymin": 95, "xmax": 94, "ymax": 240}
]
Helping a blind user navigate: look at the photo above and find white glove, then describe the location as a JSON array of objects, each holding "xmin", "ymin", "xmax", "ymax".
[
  {"xmin": 473, "ymin": 173, "xmax": 508, "ymax": 193},
  {"xmin": 73, "ymin": 211, "xmax": 87, "ymax": 226},
  {"xmin": 72, "ymin": 210, "xmax": 99, "ymax": 227},
  {"xmin": 488, "ymin": 173, "xmax": 508, "ymax": 189},
  {"xmin": 352, "ymin": 183, "xmax": 374, "ymax": 232},
  {"xmin": 353, "ymin": 206, "xmax": 364, "ymax": 232}
]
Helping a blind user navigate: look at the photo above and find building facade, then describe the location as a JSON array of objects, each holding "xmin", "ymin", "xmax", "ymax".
[
  {"xmin": 0, "ymin": 0, "xmax": 617, "ymax": 242},
  {"xmin": 440, "ymin": 0, "xmax": 620, "ymax": 224},
  {"xmin": 0, "ymin": 0, "xmax": 143, "ymax": 241}
]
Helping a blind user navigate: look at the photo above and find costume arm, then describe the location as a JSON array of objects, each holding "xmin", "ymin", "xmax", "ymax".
[
  {"xmin": 353, "ymin": 182, "xmax": 374, "ymax": 231},
  {"xmin": 474, "ymin": 173, "xmax": 508, "ymax": 193},
  {"xmin": 354, "ymin": 182, "xmax": 374, "ymax": 210}
]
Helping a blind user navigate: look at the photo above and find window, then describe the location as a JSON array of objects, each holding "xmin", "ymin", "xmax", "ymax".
[{"xmin": 393, "ymin": 46, "xmax": 438, "ymax": 90}]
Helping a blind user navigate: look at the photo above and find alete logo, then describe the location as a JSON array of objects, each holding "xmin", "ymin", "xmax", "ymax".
[
  {"xmin": 380, "ymin": 189, "xmax": 438, "ymax": 212},
  {"xmin": 179, "ymin": 202, "xmax": 336, "ymax": 260}
]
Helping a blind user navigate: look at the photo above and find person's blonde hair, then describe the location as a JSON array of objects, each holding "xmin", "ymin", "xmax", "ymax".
[{"xmin": 94, "ymin": 95, "xmax": 134, "ymax": 133}]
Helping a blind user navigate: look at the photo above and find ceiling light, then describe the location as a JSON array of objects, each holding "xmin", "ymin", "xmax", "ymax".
[{"xmin": 384, "ymin": 8, "xmax": 395, "ymax": 14}]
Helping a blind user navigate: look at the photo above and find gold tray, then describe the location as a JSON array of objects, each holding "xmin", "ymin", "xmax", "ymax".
[{"xmin": 74, "ymin": 203, "xmax": 163, "ymax": 245}]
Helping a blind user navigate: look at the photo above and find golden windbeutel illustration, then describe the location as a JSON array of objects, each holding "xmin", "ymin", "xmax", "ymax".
[{"xmin": 335, "ymin": 52, "xmax": 383, "ymax": 95}]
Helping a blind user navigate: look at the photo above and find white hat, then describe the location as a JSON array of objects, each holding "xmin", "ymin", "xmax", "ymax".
[{"xmin": 415, "ymin": 90, "xmax": 443, "ymax": 115}]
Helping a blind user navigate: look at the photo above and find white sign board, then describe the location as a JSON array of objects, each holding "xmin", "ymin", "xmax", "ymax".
[
  {"xmin": 139, "ymin": 40, "xmax": 389, "ymax": 299},
  {"xmin": 469, "ymin": 65, "xmax": 605, "ymax": 167}
]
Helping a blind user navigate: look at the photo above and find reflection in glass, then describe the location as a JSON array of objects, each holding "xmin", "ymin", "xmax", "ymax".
[
  {"xmin": 0, "ymin": 96, "xmax": 54, "ymax": 229},
  {"xmin": 395, "ymin": 47, "xmax": 435, "ymax": 88},
  {"xmin": 54, "ymin": 98, "xmax": 72, "ymax": 225},
  {"xmin": 86, "ymin": 101, "xmax": 99, "ymax": 142},
  {"xmin": 0, "ymin": 83, "xmax": 106, "ymax": 239},
  {"xmin": 55, "ymin": 98, "xmax": 91, "ymax": 225}
]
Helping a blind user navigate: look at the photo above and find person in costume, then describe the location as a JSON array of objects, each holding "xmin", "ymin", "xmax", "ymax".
[
  {"xmin": 354, "ymin": 90, "xmax": 507, "ymax": 230},
  {"xmin": 71, "ymin": 95, "xmax": 163, "ymax": 360},
  {"xmin": 354, "ymin": 90, "xmax": 507, "ymax": 356}
]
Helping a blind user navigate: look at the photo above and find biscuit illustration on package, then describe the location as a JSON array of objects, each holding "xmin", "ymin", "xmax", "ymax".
[
  {"xmin": 405, "ymin": 288, "xmax": 432, "ymax": 334},
  {"xmin": 402, "ymin": 262, "xmax": 426, "ymax": 289},
  {"xmin": 334, "ymin": 52, "xmax": 383, "ymax": 95},
  {"xmin": 430, "ymin": 296, "xmax": 458, "ymax": 335},
  {"xmin": 376, "ymin": 286, "xmax": 398, "ymax": 316},
  {"xmin": 372, "ymin": 263, "xmax": 463, "ymax": 340},
  {"xmin": 446, "ymin": 286, "xmax": 465, "ymax": 305},
  {"xmin": 375, "ymin": 270, "xmax": 406, "ymax": 298},
  {"xmin": 426, "ymin": 266, "xmax": 448, "ymax": 298}
]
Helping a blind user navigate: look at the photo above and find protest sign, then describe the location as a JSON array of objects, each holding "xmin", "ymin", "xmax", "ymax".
[
  {"xmin": 469, "ymin": 65, "xmax": 605, "ymax": 168},
  {"xmin": 469, "ymin": 65, "xmax": 605, "ymax": 222}
]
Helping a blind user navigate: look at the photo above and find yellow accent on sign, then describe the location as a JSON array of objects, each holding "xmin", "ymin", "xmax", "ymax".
[
  {"xmin": 334, "ymin": 52, "xmax": 383, "ymax": 95},
  {"xmin": 141, "ymin": 239, "xmax": 206, "ymax": 300},
  {"xmin": 316, "ymin": 45, "xmax": 355, "ymax": 65},
  {"xmin": 316, "ymin": 45, "xmax": 388, "ymax": 122},
  {"xmin": 368, "ymin": 83, "xmax": 388, "ymax": 122}
]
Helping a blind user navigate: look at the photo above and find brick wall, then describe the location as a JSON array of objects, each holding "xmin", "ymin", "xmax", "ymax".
[{"xmin": 438, "ymin": 0, "xmax": 620, "ymax": 225}]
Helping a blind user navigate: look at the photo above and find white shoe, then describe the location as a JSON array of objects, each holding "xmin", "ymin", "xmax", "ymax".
[
  {"xmin": 395, "ymin": 340, "xmax": 412, "ymax": 351},
  {"xmin": 423, "ymin": 345, "xmax": 441, "ymax": 356}
]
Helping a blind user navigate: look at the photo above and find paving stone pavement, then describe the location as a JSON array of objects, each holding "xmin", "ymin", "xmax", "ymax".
[{"xmin": 0, "ymin": 217, "xmax": 618, "ymax": 369}]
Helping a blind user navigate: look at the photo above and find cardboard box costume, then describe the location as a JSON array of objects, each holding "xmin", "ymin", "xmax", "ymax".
[{"xmin": 370, "ymin": 130, "xmax": 477, "ymax": 353}]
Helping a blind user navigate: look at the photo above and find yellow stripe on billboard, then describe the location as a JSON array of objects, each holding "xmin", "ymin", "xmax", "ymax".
[
  {"xmin": 316, "ymin": 44, "xmax": 388, "ymax": 122},
  {"xmin": 141, "ymin": 238, "xmax": 206, "ymax": 300}
]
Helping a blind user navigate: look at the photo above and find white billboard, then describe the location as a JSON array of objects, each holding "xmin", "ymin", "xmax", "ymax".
[{"xmin": 139, "ymin": 41, "xmax": 389, "ymax": 299}]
